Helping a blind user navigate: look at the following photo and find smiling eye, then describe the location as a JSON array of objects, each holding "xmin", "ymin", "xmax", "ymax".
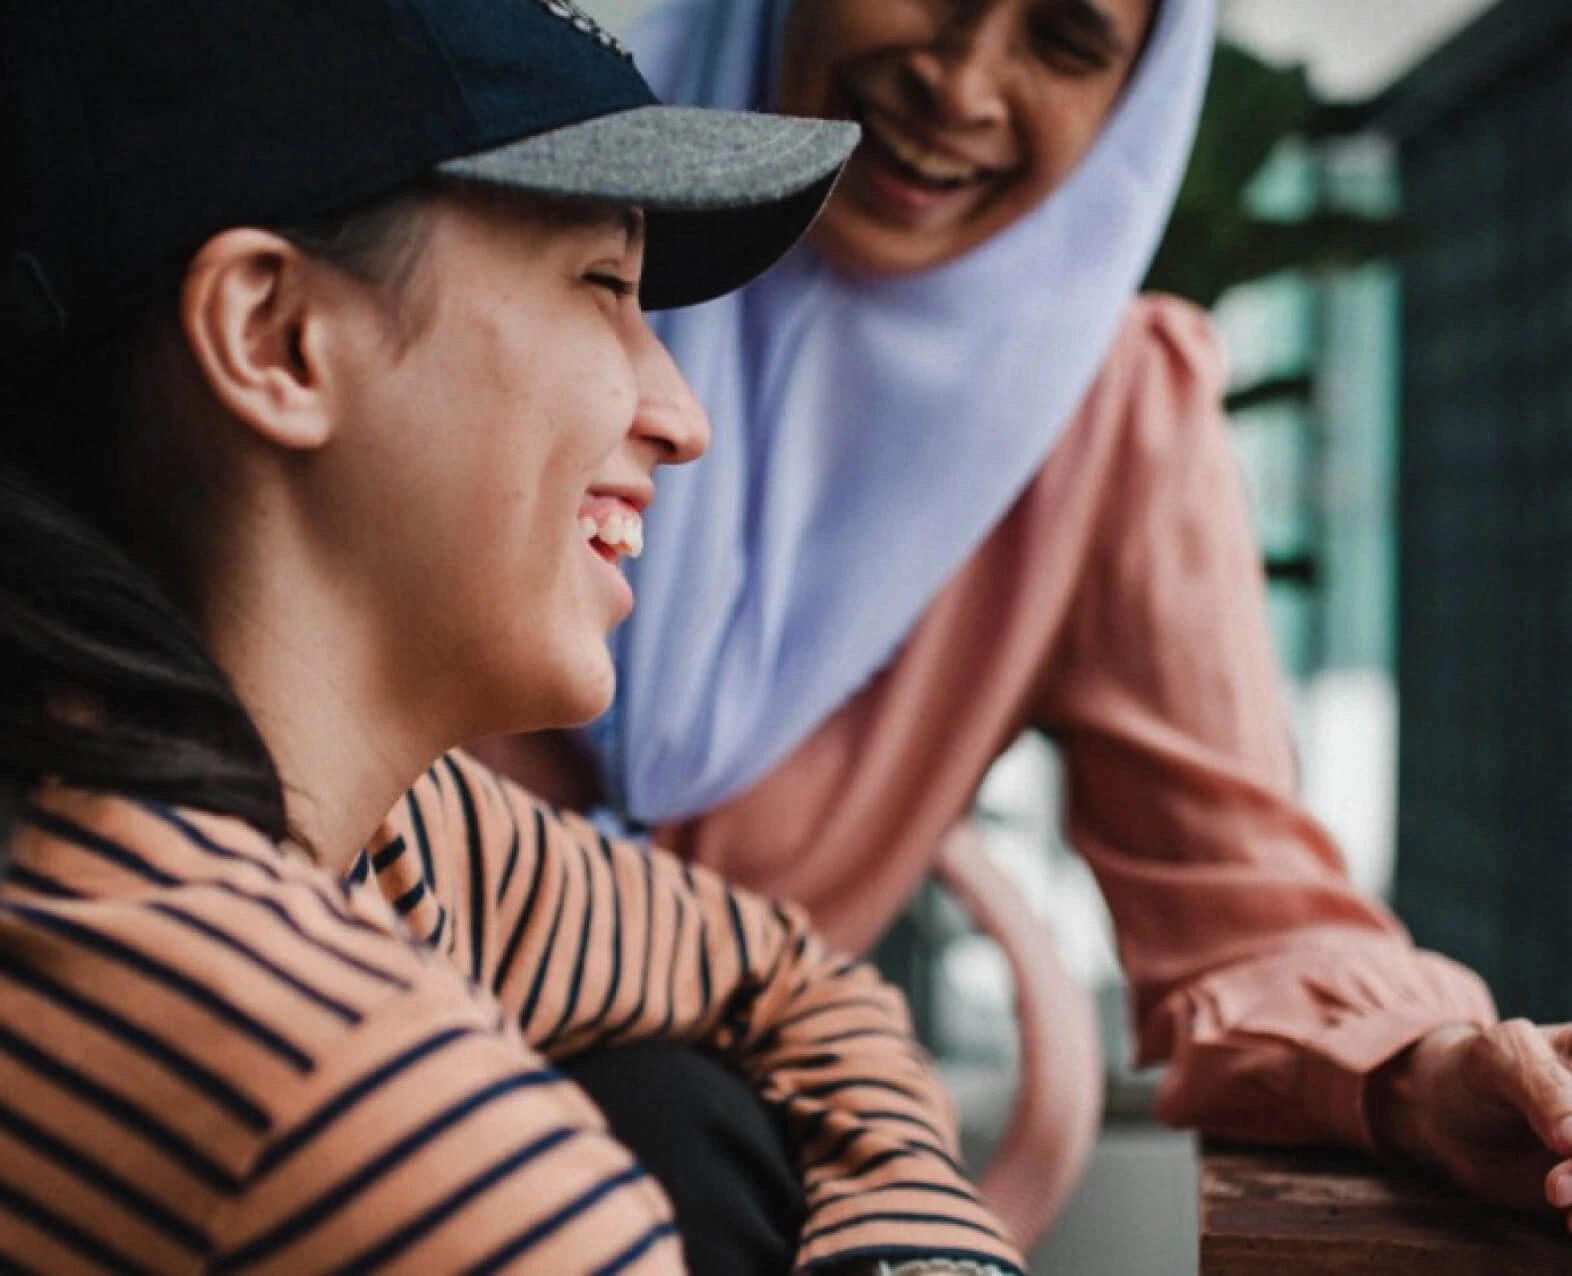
[
  {"xmin": 1027, "ymin": 4, "xmax": 1121, "ymax": 74},
  {"xmin": 587, "ymin": 272, "xmax": 638, "ymax": 300}
]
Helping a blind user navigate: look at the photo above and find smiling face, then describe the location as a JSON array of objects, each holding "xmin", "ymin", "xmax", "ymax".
[
  {"xmin": 318, "ymin": 189, "xmax": 709, "ymax": 736},
  {"xmin": 779, "ymin": 0, "xmax": 1156, "ymax": 277}
]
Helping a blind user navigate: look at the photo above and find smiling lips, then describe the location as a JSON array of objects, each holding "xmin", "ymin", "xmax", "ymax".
[
  {"xmin": 579, "ymin": 497, "xmax": 644, "ymax": 563},
  {"xmin": 858, "ymin": 108, "xmax": 1004, "ymax": 190}
]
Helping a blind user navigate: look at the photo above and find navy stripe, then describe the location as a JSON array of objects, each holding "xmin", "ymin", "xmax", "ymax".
[
  {"xmin": 726, "ymin": 888, "xmax": 752, "ymax": 975},
  {"xmin": 492, "ymin": 807, "xmax": 550, "ymax": 998},
  {"xmin": 591, "ymin": 1221, "xmax": 681, "ymax": 1276},
  {"xmin": 496, "ymin": 822, "xmax": 523, "ymax": 905},
  {"xmin": 586, "ymin": 837, "xmax": 624, "ymax": 1031},
  {"xmin": 391, "ymin": 879, "xmax": 427, "ymax": 916},
  {"xmin": 209, "ymin": 881, "xmax": 411, "ymax": 992},
  {"xmin": 541, "ymin": 840, "xmax": 596, "ymax": 1048},
  {"xmin": 139, "ymin": 804, "xmax": 283, "ymax": 880},
  {"xmin": 835, "ymin": 1139, "xmax": 967, "ymax": 1181},
  {"xmin": 802, "ymin": 1076, "xmax": 925, "ymax": 1103},
  {"xmin": 324, "ymin": 1127, "xmax": 575, "ymax": 1276},
  {"xmin": 813, "ymin": 1027, "xmax": 895, "ymax": 1048},
  {"xmin": 694, "ymin": 910, "xmax": 714, "ymax": 1016},
  {"xmin": 344, "ymin": 852, "xmax": 372, "ymax": 886},
  {"xmin": 828, "ymin": 1145, "xmax": 920, "ymax": 1181},
  {"xmin": 403, "ymin": 791, "xmax": 438, "ymax": 898},
  {"xmin": 442, "ymin": 756, "xmax": 489, "ymax": 983},
  {"xmin": 654, "ymin": 891, "xmax": 687, "ymax": 1040},
  {"xmin": 371, "ymin": 837, "xmax": 408, "ymax": 873},
  {"xmin": 797, "ymin": 1245, "xmax": 1022, "ymax": 1276},
  {"xmin": 144, "ymin": 805, "xmax": 392, "ymax": 942},
  {"xmin": 809, "ymin": 1178, "xmax": 981, "ymax": 1209},
  {"xmin": 218, "ymin": 1072, "xmax": 559, "ymax": 1272},
  {"xmin": 0, "ymin": 1022, "xmax": 239, "ymax": 1190},
  {"xmin": 0, "ymin": 956, "xmax": 270, "ymax": 1132},
  {"xmin": 801, "ymin": 1209, "xmax": 1010, "ymax": 1247},
  {"xmin": 517, "ymin": 854, "xmax": 571, "ymax": 1033},
  {"xmin": 594, "ymin": 851, "xmax": 657, "ymax": 1048},
  {"xmin": 758, "ymin": 996, "xmax": 894, "ymax": 1046},
  {"xmin": 3, "ymin": 865, "xmax": 76, "ymax": 898},
  {"xmin": 150, "ymin": 903, "xmax": 361, "ymax": 1025},
  {"xmin": 3, "ymin": 904, "xmax": 313, "ymax": 1072},
  {"xmin": 0, "ymin": 1246, "xmax": 47, "ymax": 1275},
  {"xmin": 773, "ymin": 1050, "xmax": 844, "ymax": 1072},
  {"xmin": 430, "ymin": 903, "xmax": 451, "ymax": 953},
  {"xmin": 853, "ymin": 1109, "xmax": 947, "ymax": 1140},
  {"xmin": 465, "ymin": 1164, "xmax": 650, "ymax": 1275},
  {"xmin": 0, "ymin": 1178, "xmax": 159, "ymax": 1276},
  {"xmin": 0, "ymin": 1104, "xmax": 208, "ymax": 1253},
  {"xmin": 24, "ymin": 807, "xmax": 177, "ymax": 887},
  {"xmin": 38, "ymin": 795, "xmax": 408, "ymax": 997},
  {"xmin": 805, "ymin": 1122, "xmax": 866, "ymax": 1174},
  {"xmin": 252, "ymin": 1027, "xmax": 471, "ymax": 1178}
]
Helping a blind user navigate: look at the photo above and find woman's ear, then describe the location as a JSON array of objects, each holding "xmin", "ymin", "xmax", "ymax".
[{"xmin": 178, "ymin": 229, "xmax": 340, "ymax": 452}]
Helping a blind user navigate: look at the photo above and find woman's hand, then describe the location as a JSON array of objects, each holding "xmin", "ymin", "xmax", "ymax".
[{"xmin": 1369, "ymin": 1019, "xmax": 1572, "ymax": 1225}]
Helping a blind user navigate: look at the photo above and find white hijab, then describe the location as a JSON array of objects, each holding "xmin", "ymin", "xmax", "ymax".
[{"xmin": 589, "ymin": 0, "xmax": 1216, "ymax": 825}]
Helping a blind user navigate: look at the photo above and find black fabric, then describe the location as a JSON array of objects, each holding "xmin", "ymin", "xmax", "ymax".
[
  {"xmin": 1, "ymin": 0, "xmax": 654, "ymax": 377},
  {"xmin": 562, "ymin": 1043, "xmax": 805, "ymax": 1276}
]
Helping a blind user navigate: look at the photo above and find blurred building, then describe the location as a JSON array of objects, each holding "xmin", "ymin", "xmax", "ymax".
[{"xmin": 1362, "ymin": 0, "xmax": 1572, "ymax": 1022}]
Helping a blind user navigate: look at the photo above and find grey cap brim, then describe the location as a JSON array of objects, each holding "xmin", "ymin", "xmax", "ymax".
[{"xmin": 438, "ymin": 105, "xmax": 859, "ymax": 310}]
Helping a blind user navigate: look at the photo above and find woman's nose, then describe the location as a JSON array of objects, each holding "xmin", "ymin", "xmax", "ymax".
[
  {"xmin": 903, "ymin": 10, "xmax": 1014, "ymax": 129},
  {"xmin": 629, "ymin": 318, "xmax": 710, "ymax": 466}
]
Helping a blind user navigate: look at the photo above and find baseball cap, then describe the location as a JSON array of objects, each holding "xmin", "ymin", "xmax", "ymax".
[{"xmin": 0, "ymin": 0, "xmax": 858, "ymax": 371}]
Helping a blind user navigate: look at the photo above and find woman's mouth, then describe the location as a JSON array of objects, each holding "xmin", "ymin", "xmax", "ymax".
[
  {"xmin": 578, "ymin": 498, "xmax": 645, "ymax": 566},
  {"xmin": 839, "ymin": 105, "xmax": 1016, "ymax": 229},
  {"xmin": 859, "ymin": 110, "xmax": 996, "ymax": 191}
]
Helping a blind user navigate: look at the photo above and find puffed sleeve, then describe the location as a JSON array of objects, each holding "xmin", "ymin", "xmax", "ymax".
[{"xmin": 1036, "ymin": 296, "xmax": 1497, "ymax": 1153}]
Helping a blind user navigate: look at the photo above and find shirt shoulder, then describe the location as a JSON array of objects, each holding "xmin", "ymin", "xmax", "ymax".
[
  {"xmin": 1065, "ymin": 292, "xmax": 1231, "ymax": 491},
  {"xmin": 0, "ymin": 787, "xmax": 521, "ymax": 1272}
]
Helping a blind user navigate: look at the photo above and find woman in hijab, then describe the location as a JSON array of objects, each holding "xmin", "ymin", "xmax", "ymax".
[{"xmin": 480, "ymin": 0, "xmax": 1572, "ymax": 1248}]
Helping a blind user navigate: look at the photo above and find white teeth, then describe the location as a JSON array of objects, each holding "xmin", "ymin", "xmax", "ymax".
[
  {"xmin": 582, "ymin": 508, "xmax": 644, "ymax": 559},
  {"xmin": 866, "ymin": 116, "xmax": 980, "ymax": 184}
]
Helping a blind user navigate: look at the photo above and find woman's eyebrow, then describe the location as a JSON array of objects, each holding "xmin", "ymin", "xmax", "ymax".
[
  {"xmin": 615, "ymin": 207, "xmax": 646, "ymax": 249},
  {"xmin": 1041, "ymin": 0, "xmax": 1128, "ymax": 57},
  {"xmin": 571, "ymin": 203, "xmax": 646, "ymax": 252},
  {"xmin": 526, "ymin": 197, "xmax": 645, "ymax": 248}
]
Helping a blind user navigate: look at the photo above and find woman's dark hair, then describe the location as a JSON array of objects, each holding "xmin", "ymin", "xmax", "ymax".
[{"xmin": 0, "ymin": 184, "xmax": 438, "ymax": 871}]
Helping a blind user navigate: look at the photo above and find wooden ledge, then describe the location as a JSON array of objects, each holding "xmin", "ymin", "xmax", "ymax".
[{"xmin": 1200, "ymin": 1142, "xmax": 1569, "ymax": 1274}]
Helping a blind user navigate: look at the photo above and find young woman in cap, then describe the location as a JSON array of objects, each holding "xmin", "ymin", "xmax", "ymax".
[
  {"xmin": 483, "ymin": 0, "xmax": 1572, "ymax": 1244},
  {"xmin": 0, "ymin": 2, "xmax": 1019, "ymax": 1273}
]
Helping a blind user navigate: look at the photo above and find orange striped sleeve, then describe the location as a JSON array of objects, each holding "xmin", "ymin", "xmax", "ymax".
[
  {"xmin": 375, "ymin": 754, "xmax": 1025, "ymax": 1274},
  {"xmin": 210, "ymin": 987, "xmax": 683, "ymax": 1275},
  {"xmin": 0, "ymin": 789, "xmax": 688, "ymax": 1276}
]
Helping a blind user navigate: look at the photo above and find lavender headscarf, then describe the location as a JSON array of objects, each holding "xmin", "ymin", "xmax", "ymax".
[{"xmin": 590, "ymin": 0, "xmax": 1216, "ymax": 825}]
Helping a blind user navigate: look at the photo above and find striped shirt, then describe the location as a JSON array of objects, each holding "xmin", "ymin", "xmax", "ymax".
[{"xmin": 0, "ymin": 750, "xmax": 1023, "ymax": 1274}]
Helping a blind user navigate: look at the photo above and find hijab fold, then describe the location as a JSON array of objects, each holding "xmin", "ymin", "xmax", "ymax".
[{"xmin": 591, "ymin": 0, "xmax": 1216, "ymax": 825}]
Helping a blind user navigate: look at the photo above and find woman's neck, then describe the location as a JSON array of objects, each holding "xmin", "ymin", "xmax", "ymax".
[{"xmin": 202, "ymin": 549, "xmax": 442, "ymax": 876}]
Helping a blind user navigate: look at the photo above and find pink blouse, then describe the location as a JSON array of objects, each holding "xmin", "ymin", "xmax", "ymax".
[{"xmin": 651, "ymin": 294, "xmax": 1497, "ymax": 1154}]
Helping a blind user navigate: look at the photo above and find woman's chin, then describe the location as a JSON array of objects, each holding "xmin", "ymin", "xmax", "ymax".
[
  {"xmin": 808, "ymin": 201, "xmax": 971, "ymax": 279},
  {"xmin": 472, "ymin": 649, "xmax": 616, "ymax": 742},
  {"xmin": 551, "ymin": 658, "xmax": 618, "ymax": 732}
]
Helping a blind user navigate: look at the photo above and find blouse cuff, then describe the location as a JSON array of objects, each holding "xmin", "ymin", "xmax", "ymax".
[
  {"xmin": 1151, "ymin": 937, "xmax": 1496, "ymax": 1154},
  {"xmin": 1291, "ymin": 948, "xmax": 1496, "ymax": 1153},
  {"xmin": 1304, "ymin": 1008, "xmax": 1481, "ymax": 1153}
]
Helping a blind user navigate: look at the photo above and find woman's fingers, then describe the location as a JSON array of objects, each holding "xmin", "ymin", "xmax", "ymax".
[
  {"xmin": 1546, "ymin": 1158, "xmax": 1572, "ymax": 1210},
  {"xmin": 1474, "ymin": 1020, "xmax": 1572, "ymax": 1154},
  {"xmin": 1544, "ymin": 1022, "xmax": 1572, "ymax": 1060}
]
